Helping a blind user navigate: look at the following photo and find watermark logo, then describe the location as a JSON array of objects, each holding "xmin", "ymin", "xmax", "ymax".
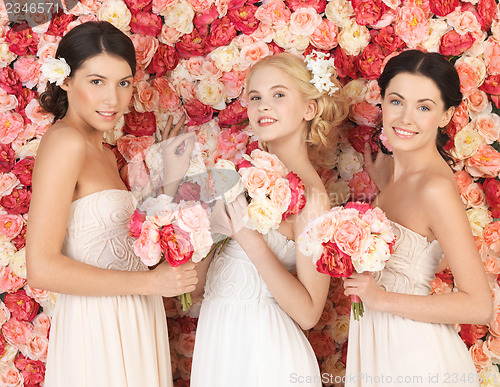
[{"xmin": 2, "ymin": 0, "xmax": 80, "ymax": 31}]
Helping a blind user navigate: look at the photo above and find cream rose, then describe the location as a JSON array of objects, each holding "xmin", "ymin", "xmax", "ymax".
[
  {"xmin": 325, "ymin": 0, "xmax": 355, "ymax": 28},
  {"xmin": 97, "ymin": 0, "xmax": 132, "ymax": 32},
  {"xmin": 164, "ymin": 1, "xmax": 195, "ymax": 35},
  {"xmin": 338, "ymin": 18, "xmax": 370, "ymax": 56},
  {"xmin": 9, "ymin": 248, "xmax": 26, "ymax": 279},
  {"xmin": 452, "ymin": 125, "xmax": 485, "ymax": 160},
  {"xmin": 195, "ymin": 78, "xmax": 227, "ymax": 110},
  {"xmin": 467, "ymin": 207, "xmax": 493, "ymax": 237},
  {"xmin": 244, "ymin": 198, "xmax": 282, "ymax": 234},
  {"xmin": 210, "ymin": 45, "xmax": 240, "ymax": 72}
]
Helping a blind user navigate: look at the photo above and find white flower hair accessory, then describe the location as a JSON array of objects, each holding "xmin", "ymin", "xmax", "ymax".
[
  {"xmin": 304, "ymin": 51, "xmax": 339, "ymax": 96},
  {"xmin": 40, "ymin": 57, "xmax": 71, "ymax": 86}
]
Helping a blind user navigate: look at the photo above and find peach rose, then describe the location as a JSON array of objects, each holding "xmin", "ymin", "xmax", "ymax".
[
  {"xmin": 32, "ymin": 313, "xmax": 50, "ymax": 338},
  {"xmin": 177, "ymin": 356, "xmax": 192, "ymax": 381},
  {"xmin": 430, "ymin": 276, "xmax": 453, "ymax": 295},
  {"xmin": 36, "ymin": 41, "xmax": 58, "ymax": 64},
  {"xmin": 0, "ymin": 301, "xmax": 10, "ymax": 327},
  {"xmin": 483, "ymin": 253, "xmax": 500, "ymax": 275},
  {"xmin": 452, "ymin": 102, "xmax": 470, "ymax": 131},
  {"xmin": 24, "ymin": 99, "xmax": 53, "ymax": 127},
  {"xmin": 310, "ymin": 19, "xmax": 338, "ymax": 51},
  {"xmin": 484, "ymin": 39, "xmax": 500, "ymax": 76},
  {"xmin": 466, "ymin": 89, "xmax": 489, "ymax": 116},
  {"xmin": 0, "ymin": 364, "xmax": 23, "ymax": 387},
  {"xmin": 0, "ymin": 214, "xmax": 23, "ymax": 241},
  {"xmin": 152, "ymin": 0, "xmax": 178, "ymax": 15},
  {"xmin": 461, "ymin": 182, "xmax": 487, "ymax": 208},
  {"xmin": 0, "ymin": 89, "xmax": 17, "ymax": 113},
  {"xmin": 327, "ymin": 314, "xmax": 350, "ymax": 345},
  {"xmin": 308, "ymin": 329, "xmax": 335, "ymax": 358},
  {"xmin": 455, "ymin": 56, "xmax": 487, "ymax": 94},
  {"xmin": 130, "ymin": 34, "xmax": 159, "ymax": 69},
  {"xmin": 0, "ymin": 173, "xmax": 19, "ymax": 197},
  {"xmin": 289, "ymin": 7, "xmax": 322, "ymax": 36},
  {"xmin": 453, "ymin": 11, "xmax": 482, "ymax": 36},
  {"xmin": 2, "ymin": 317, "xmax": 33, "ymax": 348},
  {"xmin": 249, "ymin": 22, "xmax": 273, "ymax": 44},
  {"xmin": 313, "ymin": 301, "xmax": 337, "ymax": 331},
  {"xmin": 133, "ymin": 81, "xmax": 159, "ymax": 113},
  {"xmin": 25, "ymin": 334, "xmax": 48, "ymax": 361},
  {"xmin": 269, "ymin": 178, "xmax": 291, "ymax": 213},
  {"xmin": 176, "ymin": 331, "xmax": 196, "ymax": 357},
  {"xmin": 239, "ymin": 41, "xmax": 270, "ymax": 68},
  {"xmin": 117, "ymin": 135, "xmax": 154, "ymax": 162},
  {"xmin": 333, "ymin": 219, "xmax": 371, "ymax": 256},
  {"xmin": 240, "ymin": 167, "xmax": 271, "ymax": 200},
  {"xmin": 483, "ymin": 221, "xmax": 500, "ymax": 253},
  {"xmin": 474, "ymin": 113, "xmax": 500, "ymax": 145},
  {"xmin": 0, "ymin": 112, "xmax": 24, "ymax": 145},
  {"xmin": 349, "ymin": 101, "xmax": 380, "ymax": 127},
  {"xmin": 25, "ymin": 285, "xmax": 50, "ymax": 305},
  {"xmin": 201, "ymin": 59, "xmax": 223, "ymax": 79},
  {"xmin": 395, "ymin": 6, "xmax": 429, "ymax": 48},
  {"xmin": 254, "ymin": 0, "xmax": 291, "ymax": 28},
  {"xmin": 187, "ymin": 0, "xmax": 213, "ymax": 12},
  {"xmin": 466, "ymin": 144, "xmax": 500, "ymax": 178},
  {"xmin": 153, "ymin": 77, "xmax": 181, "ymax": 112},
  {"xmin": 470, "ymin": 340, "xmax": 492, "ymax": 371},
  {"xmin": 13, "ymin": 56, "xmax": 40, "ymax": 89},
  {"xmin": 159, "ymin": 24, "xmax": 183, "ymax": 45}
]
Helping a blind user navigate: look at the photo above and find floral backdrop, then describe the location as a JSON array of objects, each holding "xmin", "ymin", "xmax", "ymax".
[{"xmin": 0, "ymin": 0, "xmax": 499, "ymax": 385}]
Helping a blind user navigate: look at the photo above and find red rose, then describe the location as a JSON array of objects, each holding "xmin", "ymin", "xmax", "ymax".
[
  {"xmin": 344, "ymin": 201, "xmax": 372, "ymax": 214},
  {"xmin": 459, "ymin": 324, "xmax": 489, "ymax": 347},
  {"xmin": 178, "ymin": 315, "xmax": 198, "ymax": 334},
  {"xmin": 0, "ymin": 67, "xmax": 22, "ymax": 95},
  {"xmin": 357, "ymin": 43, "xmax": 386, "ymax": 80},
  {"xmin": 316, "ymin": 241, "xmax": 354, "ymax": 278},
  {"xmin": 348, "ymin": 125, "xmax": 379, "ymax": 154},
  {"xmin": 184, "ymin": 99, "xmax": 213, "ymax": 126},
  {"xmin": 332, "ymin": 47, "xmax": 359, "ymax": 80},
  {"xmin": 206, "ymin": 17, "xmax": 237, "ymax": 50},
  {"xmin": 442, "ymin": 122, "xmax": 458, "ymax": 151},
  {"xmin": 245, "ymin": 141, "xmax": 260, "ymax": 156},
  {"xmin": 148, "ymin": 44, "xmax": 179, "ymax": 77},
  {"xmin": 218, "ymin": 100, "xmax": 248, "ymax": 127},
  {"xmin": 0, "ymin": 187, "xmax": 31, "ymax": 215},
  {"xmin": 268, "ymin": 41, "xmax": 285, "ymax": 55},
  {"xmin": 124, "ymin": 110, "xmax": 156, "ymax": 136},
  {"xmin": 351, "ymin": 0, "xmax": 386, "ymax": 26},
  {"xmin": 15, "ymin": 353, "xmax": 45, "ymax": 385},
  {"xmin": 228, "ymin": 0, "xmax": 246, "ymax": 10},
  {"xmin": 285, "ymin": 0, "xmax": 326, "ymax": 13},
  {"xmin": 159, "ymin": 224, "xmax": 194, "ymax": 267},
  {"xmin": 227, "ymin": 5, "xmax": 260, "ymax": 35},
  {"xmin": 12, "ymin": 157, "xmax": 34, "ymax": 187},
  {"xmin": 0, "ymin": 144, "xmax": 16, "ymax": 173},
  {"xmin": 439, "ymin": 31, "xmax": 475, "ymax": 56},
  {"xmin": 476, "ymin": 0, "xmax": 497, "ymax": 31},
  {"xmin": 123, "ymin": 0, "xmax": 153, "ymax": 13},
  {"xmin": 429, "ymin": 0, "xmax": 459, "ymax": 17},
  {"xmin": 480, "ymin": 75, "xmax": 500, "ymax": 96},
  {"xmin": 5, "ymin": 28, "xmax": 39, "ymax": 56},
  {"xmin": 176, "ymin": 29, "xmax": 209, "ymax": 59},
  {"xmin": 372, "ymin": 26, "xmax": 406, "ymax": 52},
  {"xmin": 47, "ymin": 11, "xmax": 76, "ymax": 36},
  {"xmin": 174, "ymin": 182, "xmax": 201, "ymax": 203},
  {"xmin": 4, "ymin": 290, "xmax": 39, "ymax": 322},
  {"xmin": 11, "ymin": 225, "xmax": 26, "ymax": 250},
  {"xmin": 435, "ymin": 268, "xmax": 454, "ymax": 284},
  {"xmin": 282, "ymin": 172, "xmax": 306, "ymax": 220},
  {"xmin": 341, "ymin": 340, "xmax": 348, "ymax": 366},
  {"xmin": 194, "ymin": 6, "xmax": 219, "ymax": 36},
  {"xmin": 483, "ymin": 178, "xmax": 500, "ymax": 218},
  {"xmin": 130, "ymin": 12, "xmax": 162, "ymax": 36},
  {"xmin": 128, "ymin": 209, "xmax": 146, "ymax": 238}
]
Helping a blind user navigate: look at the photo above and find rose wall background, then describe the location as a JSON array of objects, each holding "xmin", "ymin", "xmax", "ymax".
[{"xmin": 0, "ymin": 0, "xmax": 500, "ymax": 385}]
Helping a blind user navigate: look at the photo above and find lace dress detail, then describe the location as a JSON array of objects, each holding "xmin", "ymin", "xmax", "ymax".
[
  {"xmin": 45, "ymin": 189, "xmax": 172, "ymax": 387},
  {"xmin": 346, "ymin": 221, "xmax": 477, "ymax": 387},
  {"xmin": 191, "ymin": 229, "xmax": 321, "ymax": 387}
]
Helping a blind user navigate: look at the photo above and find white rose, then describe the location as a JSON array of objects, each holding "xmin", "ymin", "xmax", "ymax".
[
  {"xmin": 338, "ymin": 18, "xmax": 370, "ymax": 56},
  {"xmin": 40, "ymin": 57, "xmax": 71, "ymax": 86},
  {"xmin": 15, "ymin": 138, "xmax": 40, "ymax": 159},
  {"xmin": 103, "ymin": 116, "xmax": 125, "ymax": 146},
  {"xmin": 210, "ymin": 45, "xmax": 240, "ymax": 72},
  {"xmin": 164, "ymin": 1, "xmax": 195, "ymax": 35},
  {"xmin": 328, "ymin": 314, "xmax": 350, "ymax": 345},
  {"xmin": 97, "ymin": 0, "xmax": 132, "ymax": 32},
  {"xmin": 196, "ymin": 78, "xmax": 226, "ymax": 110}
]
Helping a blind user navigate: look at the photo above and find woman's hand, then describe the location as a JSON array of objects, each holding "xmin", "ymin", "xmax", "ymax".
[
  {"xmin": 148, "ymin": 260, "xmax": 198, "ymax": 297},
  {"xmin": 343, "ymin": 272, "xmax": 384, "ymax": 310},
  {"xmin": 364, "ymin": 143, "xmax": 393, "ymax": 191}
]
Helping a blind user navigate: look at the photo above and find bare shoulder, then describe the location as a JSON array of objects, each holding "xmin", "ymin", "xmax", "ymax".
[
  {"xmin": 38, "ymin": 123, "xmax": 86, "ymax": 156},
  {"xmin": 418, "ymin": 171, "xmax": 459, "ymax": 204},
  {"xmin": 302, "ymin": 180, "xmax": 330, "ymax": 220}
]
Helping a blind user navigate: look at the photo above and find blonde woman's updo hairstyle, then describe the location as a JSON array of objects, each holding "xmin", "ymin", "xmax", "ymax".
[{"xmin": 245, "ymin": 52, "xmax": 349, "ymax": 151}]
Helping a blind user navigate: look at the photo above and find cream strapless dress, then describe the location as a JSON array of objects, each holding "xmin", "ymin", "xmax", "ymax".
[{"xmin": 44, "ymin": 189, "xmax": 172, "ymax": 387}]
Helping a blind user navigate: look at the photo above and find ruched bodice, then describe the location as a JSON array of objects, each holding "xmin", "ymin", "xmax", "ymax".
[
  {"xmin": 63, "ymin": 189, "xmax": 146, "ymax": 272},
  {"xmin": 373, "ymin": 221, "xmax": 443, "ymax": 296},
  {"xmin": 192, "ymin": 229, "xmax": 321, "ymax": 387},
  {"xmin": 203, "ymin": 229, "xmax": 296, "ymax": 303}
]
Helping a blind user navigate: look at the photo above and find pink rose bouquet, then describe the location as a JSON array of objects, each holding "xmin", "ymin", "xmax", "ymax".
[
  {"xmin": 298, "ymin": 202, "xmax": 396, "ymax": 320},
  {"xmin": 239, "ymin": 149, "xmax": 306, "ymax": 234},
  {"xmin": 128, "ymin": 195, "xmax": 213, "ymax": 310}
]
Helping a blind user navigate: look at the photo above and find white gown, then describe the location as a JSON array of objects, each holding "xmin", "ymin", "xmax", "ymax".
[
  {"xmin": 45, "ymin": 189, "xmax": 172, "ymax": 387},
  {"xmin": 346, "ymin": 221, "xmax": 478, "ymax": 387},
  {"xmin": 191, "ymin": 229, "xmax": 321, "ymax": 387}
]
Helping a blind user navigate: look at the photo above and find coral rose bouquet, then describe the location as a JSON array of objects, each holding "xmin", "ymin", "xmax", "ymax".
[
  {"xmin": 128, "ymin": 195, "xmax": 213, "ymax": 311},
  {"xmin": 298, "ymin": 202, "xmax": 396, "ymax": 320},
  {"xmin": 238, "ymin": 149, "xmax": 307, "ymax": 234}
]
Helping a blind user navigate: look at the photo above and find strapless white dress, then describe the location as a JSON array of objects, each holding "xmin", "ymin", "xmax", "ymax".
[
  {"xmin": 191, "ymin": 229, "xmax": 321, "ymax": 387},
  {"xmin": 44, "ymin": 189, "xmax": 172, "ymax": 387},
  {"xmin": 345, "ymin": 221, "xmax": 478, "ymax": 387}
]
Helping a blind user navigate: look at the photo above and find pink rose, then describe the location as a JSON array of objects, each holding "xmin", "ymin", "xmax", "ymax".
[
  {"xmin": 148, "ymin": 44, "xmax": 179, "ymax": 77},
  {"xmin": 310, "ymin": 19, "xmax": 338, "ymax": 51},
  {"xmin": 184, "ymin": 99, "xmax": 214, "ymax": 126},
  {"xmin": 348, "ymin": 170, "xmax": 379, "ymax": 203},
  {"xmin": 159, "ymin": 224, "xmax": 194, "ymax": 267},
  {"xmin": 470, "ymin": 340, "xmax": 492, "ymax": 369},
  {"xmin": 13, "ymin": 56, "xmax": 40, "ymax": 89},
  {"xmin": 0, "ymin": 364, "xmax": 23, "ymax": 387},
  {"xmin": 12, "ymin": 158, "xmax": 34, "ymax": 187},
  {"xmin": 240, "ymin": 167, "xmax": 271, "ymax": 199},
  {"xmin": 124, "ymin": 0, "xmax": 153, "ymax": 14},
  {"xmin": 308, "ymin": 329, "xmax": 335, "ymax": 358},
  {"xmin": 483, "ymin": 178, "xmax": 500, "ymax": 218},
  {"xmin": 4, "ymin": 290, "xmax": 39, "ymax": 322},
  {"xmin": 220, "ymin": 70, "xmax": 246, "ymax": 100},
  {"xmin": 395, "ymin": 6, "xmax": 429, "ymax": 47},
  {"xmin": 313, "ymin": 301, "xmax": 337, "ymax": 330},
  {"xmin": 439, "ymin": 31, "xmax": 475, "ymax": 57},
  {"xmin": 32, "ymin": 313, "xmax": 51, "ymax": 339},
  {"xmin": 430, "ymin": 276, "xmax": 453, "ymax": 295},
  {"xmin": 240, "ymin": 41, "xmax": 270, "ymax": 68},
  {"xmin": 0, "ymin": 188, "xmax": 31, "ymax": 215},
  {"xmin": 177, "ymin": 202, "xmax": 210, "ymax": 233},
  {"xmin": 133, "ymin": 221, "xmax": 162, "ymax": 266},
  {"xmin": 133, "ymin": 81, "xmax": 159, "ymax": 113},
  {"xmin": 218, "ymin": 100, "xmax": 248, "ymax": 127},
  {"xmin": 47, "ymin": 11, "xmax": 76, "ymax": 36},
  {"xmin": 193, "ymin": 6, "xmax": 219, "ymax": 35},
  {"xmin": 491, "ymin": 307, "xmax": 500, "ymax": 337},
  {"xmin": 429, "ymin": 0, "xmax": 459, "ymax": 17},
  {"xmin": 349, "ymin": 101, "xmax": 381, "ymax": 127},
  {"xmin": 334, "ymin": 219, "xmax": 371, "ymax": 256},
  {"xmin": 6, "ymin": 28, "xmax": 39, "ymax": 56},
  {"xmin": 14, "ymin": 353, "xmax": 45, "ymax": 385},
  {"xmin": 0, "ymin": 144, "xmax": 16, "ymax": 173},
  {"xmin": 466, "ymin": 90, "xmax": 489, "ymax": 116},
  {"xmin": 206, "ymin": 17, "xmax": 237, "ymax": 50},
  {"xmin": 345, "ymin": 201, "xmax": 372, "ymax": 215},
  {"xmin": 25, "ymin": 334, "xmax": 48, "ymax": 361},
  {"xmin": 461, "ymin": 183, "xmax": 486, "ymax": 208},
  {"xmin": 117, "ymin": 135, "xmax": 154, "ymax": 163},
  {"xmin": 0, "ymin": 173, "xmax": 19, "ymax": 197},
  {"xmin": 2, "ymin": 317, "xmax": 33, "ymax": 347},
  {"xmin": 254, "ymin": 0, "xmax": 291, "ymax": 28},
  {"xmin": 283, "ymin": 172, "xmax": 306, "ymax": 220},
  {"xmin": 174, "ymin": 182, "xmax": 201, "ymax": 203},
  {"xmin": 477, "ymin": 0, "xmax": 498, "ymax": 31},
  {"xmin": 466, "ymin": 145, "xmax": 500, "ymax": 178},
  {"xmin": 128, "ymin": 209, "xmax": 146, "ymax": 238},
  {"xmin": 0, "ymin": 112, "xmax": 25, "ymax": 144},
  {"xmin": 124, "ymin": 110, "xmax": 156, "ymax": 137},
  {"xmin": 459, "ymin": 324, "xmax": 489, "ymax": 347},
  {"xmin": 176, "ymin": 332, "xmax": 196, "ymax": 357},
  {"xmin": 214, "ymin": 127, "xmax": 249, "ymax": 161},
  {"xmin": 269, "ymin": 178, "xmax": 291, "ymax": 213},
  {"xmin": 285, "ymin": 0, "xmax": 326, "ymax": 13},
  {"xmin": 0, "ymin": 266, "xmax": 25, "ymax": 293},
  {"xmin": 351, "ymin": 0, "xmax": 386, "ymax": 26},
  {"xmin": 227, "ymin": 5, "xmax": 260, "ymax": 35},
  {"xmin": 0, "ymin": 89, "xmax": 17, "ymax": 112},
  {"xmin": 0, "ymin": 68, "xmax": 22, "ymax": 96},
  {"xmin": 250, "ymin": 149, "xmax": 287, "ymax": 176},
  {"xmin": 483, "ymin": 221, "xmax": 500, "ymax": 253},
  {"xmin": 483, "ymin": 254, "xmax": 500, "ymax": 275},
  {"xmin": 130, "ymin": 12, "xmax": 162, "ymax": 36},
  {"xmin": 154, "ymin": 77, "xmax": 181, "ymax": 111}
]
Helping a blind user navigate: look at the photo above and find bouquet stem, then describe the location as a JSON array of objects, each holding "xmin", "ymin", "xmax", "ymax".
[
  {"xmin": 179, "ymin": 292, "xmax": 192, "ymax": 311},
  {"xmin": 350, "ymin": 295, "xmax": 364, "ymax": 321}
]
